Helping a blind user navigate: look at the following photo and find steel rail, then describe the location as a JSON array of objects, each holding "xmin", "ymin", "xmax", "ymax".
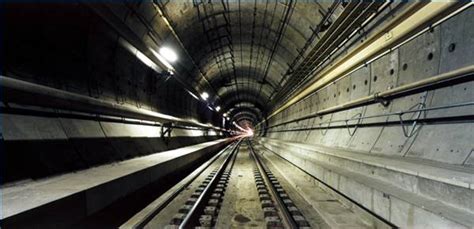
[
  {"xmin": 179, "ymin": 139, "xmax": 242, "ymax": 228},
  {"xmin": 260, "ymin": 146, "xmax": 398, "ymax": 229},
  {"xmin": 248, "ymin": 140, "xmax": 298, "ymax": 229},
  {"xmin": 122, "ymin": 142, "xmax": 236, "ymax": 228}
]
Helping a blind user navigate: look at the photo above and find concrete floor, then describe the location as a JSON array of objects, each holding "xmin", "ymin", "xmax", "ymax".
[
  {"xmin": 215, "ymin": 145, "xmax": 266, "ymax": 228},
  {"xmin": 259, "ymin": 146, "xmax": 374, "ymax": 228}
]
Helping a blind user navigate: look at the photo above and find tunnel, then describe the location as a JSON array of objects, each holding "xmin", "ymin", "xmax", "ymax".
[{"xmin": 1, "ymin": 1, "xmax": 473, "ymax": 228}]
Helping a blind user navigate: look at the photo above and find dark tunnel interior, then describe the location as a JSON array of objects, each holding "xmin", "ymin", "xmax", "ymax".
[{"xmin": 1, "ymin": 1, "xmax": 473, "ymax": 228}]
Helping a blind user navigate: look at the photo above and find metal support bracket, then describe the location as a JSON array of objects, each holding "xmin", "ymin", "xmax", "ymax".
[
  {"xmin": 345, "ymin": 112, "xmax": 363, "ymax": 136},
  {"xmin": 161, "ymin": 122, "xmax": 174, "ymax": 144},
  {"xmin": 374, "ymin": 92, "xmax": 390, "ymax": 107},
  {"xmin": 319, "ymin": 114, "xmax": 332, "ymax": 136},
  {"xmin": 399, "ymin": 93, "xmax": 428, "ymax": 138}
]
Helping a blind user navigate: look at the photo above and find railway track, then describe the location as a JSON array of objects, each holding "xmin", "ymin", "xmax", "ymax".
[
  {"xmin": 248, "ymin": 140, "xmax": 310, "ymax": 229},
  {"xmin": 162, "ymin": 139, "xmax": 312, "ymax": 228},
  {"xmin": 123, "ymin": 138, "xmax": 393, "ymax": 228},
  {"xmin": 169, "ymin": 139, "xmax": 240, "ymax": 228},
  {"xmin": 123, "ymin": 139, "xmax": 316, "ymax": 228}
]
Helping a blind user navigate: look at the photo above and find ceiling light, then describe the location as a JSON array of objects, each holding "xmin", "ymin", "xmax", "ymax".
[
  {"xmin": 223, "ymin": 113, "xmax": 228, "ymax": 117},
  {"xmin": 159, "ymin": 47, "xmax": 178, "ymax": 62},
  {"xmin": 226, "ymin": 117, "xmax": 230, "ymax": 120},
  {"xmin": 188, "ymin": 91, "xmax": 199, "ymax": 100},
  {"xmin": 201, "ymin": 92, "xmax": 209, "ymax": 100},
  {"xmin": 215, "ymin": 106, "xmax": 221, "ymax": 112}
]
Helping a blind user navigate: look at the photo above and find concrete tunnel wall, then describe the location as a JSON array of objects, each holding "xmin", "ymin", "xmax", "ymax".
[
  {"xmin": 1, "ymin": 4, "xmax": 225, "ymax": 184},
  {"xmin": 1, "ymin": 2, "xmax": 473, "ymax": 228},
  {"xmin": 258, "ymin": 7, "xmax": 474, "ymax": 228},
  {"xmin": 1, "ymin": 114, "xmax": 221, "ymax": 184}
]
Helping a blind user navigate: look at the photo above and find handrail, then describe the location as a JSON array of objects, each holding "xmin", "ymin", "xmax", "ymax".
[
  {"xmin": 266, "ymin": 102, "xmax": 474, "ymax": 134},
  {"xmin": 264, "ymin": 65, "xmax": 474, "ymax": 130},
  {"xmin": 0, "ymin": 76, "xmax": 225, "ymax": 131}
]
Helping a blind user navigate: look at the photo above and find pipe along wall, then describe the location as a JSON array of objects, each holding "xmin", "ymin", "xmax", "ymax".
[
  {"xmin": 258, "ymin": 7, "xmax": 474, "ymax": 229},
  {"xmin": 1, "ymin": 4, "xmax": 224, "ymax": 184},
  {"xmin": 0, "ymin": 3, "xmax": 473, "ymax": 229}
]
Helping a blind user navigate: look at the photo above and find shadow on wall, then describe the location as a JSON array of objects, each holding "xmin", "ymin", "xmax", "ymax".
[
  {"xmin": 1, "ymin": 4, "xmax": 225, "ymax": 184},
  {"xmin": 1, "ymin": 114, "xmax": 220, "ymax": 185}
]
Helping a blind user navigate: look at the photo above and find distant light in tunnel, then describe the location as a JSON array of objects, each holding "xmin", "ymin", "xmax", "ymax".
[
  {"xmin": 159, "ymin": 47, "xmax": 178, "ymax": 62},
  {"xmin": 201, "ymin": 92, "xmax": 209, "ymax": 100},
  {"xmin": 245, "ymin": 129, "xmax": 254, "ymax": 137},
  {"xmin": 215, "ymin": 106, "xmax": 221, "ymax": 112}
]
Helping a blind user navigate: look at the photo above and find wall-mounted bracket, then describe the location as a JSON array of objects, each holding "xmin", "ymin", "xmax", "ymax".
[
  {"xmin": 319, "ymin": 122, "xmax": 330, "ymax": 136},
  {"xmin": 160, "ymin": 70, "xmax": 173, "ymax": 82},
  {"xmin": 161, "ymin": 122, "xmax": 174, "ymax": 144},
  {"xmin": 345, "ymin": 112, "xmax": 363, "ymax": 136},
  {"xmin": 399, "ymin": 99, "xmax": 427, "ymax": 138},
  {"xmin": 374, "ymin": 93, "xmax": 390, "ymax": 107}
]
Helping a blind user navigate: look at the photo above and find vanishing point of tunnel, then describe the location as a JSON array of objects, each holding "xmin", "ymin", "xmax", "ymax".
[{"xmin": 1, "ymin": 1, "xmax": 473, "ymax": 228}]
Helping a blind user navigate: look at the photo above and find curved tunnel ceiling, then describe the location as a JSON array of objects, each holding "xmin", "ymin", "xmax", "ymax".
[{"xmin": 157, "ymin": 1, "xmax": 335, "ymax": 126}]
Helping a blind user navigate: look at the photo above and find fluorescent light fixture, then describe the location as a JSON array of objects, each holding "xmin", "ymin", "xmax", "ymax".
[
  {"xmin": 188, "ymin": 91, "xmax": 200, "ymax": 100},
  {"xmin": 136, "ymin": 51, "xmax": 159, "ymax": 71},
  {"xmin": 201, "ymin": 92, "xmax": 209, "ymax": 100},
  {"xmin": 215, "ymin": 106, "xmax": 221, "ymax": 112},
  {"xmin": 151, "ymin": 49, "xmax": 174, "ymax": 70},
  {"xmin": 159, "ymin": 47, "xmax": 178, "ymax": 62}
]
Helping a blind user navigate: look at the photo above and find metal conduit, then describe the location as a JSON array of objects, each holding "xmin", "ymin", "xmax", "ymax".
[
  {"xmin": 0, "ymin": 76, "xmax": 224, "ymax": 131},
  {"xmin": 264, "ymin": 65, "xmax": 474, "ymax": 129}
]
